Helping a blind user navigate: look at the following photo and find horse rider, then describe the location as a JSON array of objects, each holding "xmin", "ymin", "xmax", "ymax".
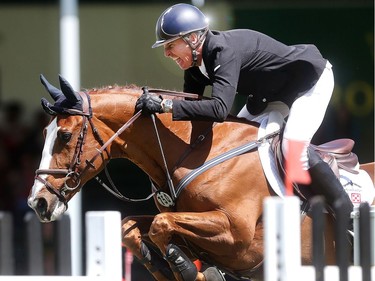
[{"xmin": 136, "ymin": 3, "xmax": 353, "ymax": 230}]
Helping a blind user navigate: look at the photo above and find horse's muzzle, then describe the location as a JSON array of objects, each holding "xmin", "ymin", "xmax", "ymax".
[{"xmin": 28, "ymin": 194, "xmax": 67, "ymax": 222}]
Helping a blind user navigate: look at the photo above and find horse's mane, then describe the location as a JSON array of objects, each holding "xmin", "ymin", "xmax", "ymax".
[
  {"xmin": 84, "ymin": 84, "xmax": 258, "ymax": 126},
  {"xmin": 85, "ymin": 84, "xmax": 141, "ymax": 95}
]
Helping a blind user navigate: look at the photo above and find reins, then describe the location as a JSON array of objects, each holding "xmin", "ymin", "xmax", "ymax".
[
  {"xmin": 87, "ymin": 89, "xmax": 208, "ymax": 204},
  {"xmin": 82, "ymin": 110, "xmax": 142, "ymax": 175},
  {"xmin": 92, "ymin": 112, "xmax": 177, "ymax": 204},
  {"xmin": 91, "ymin": 110, "xmax": 161, "ymax": 203},
  {"xmin": 88, "ymin": 89, "xmax": 206, "ymax": 203},
  {"xmin": 82, "ymin": 110, "xmax": 150, "ymax": 203}
]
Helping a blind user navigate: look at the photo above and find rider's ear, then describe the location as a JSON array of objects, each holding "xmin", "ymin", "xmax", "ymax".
[{"xmin": 189, "ymin": 33, "xmax": 199, "ymax": 44}]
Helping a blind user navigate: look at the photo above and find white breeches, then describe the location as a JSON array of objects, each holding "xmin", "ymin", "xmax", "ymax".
[
  {"xmin": 238, "ymin": 61, "xmax": 334, "ymax": 170},
  {"xmin": 283, "ymin": 61, "xmax": 334, "ymax": 169}
]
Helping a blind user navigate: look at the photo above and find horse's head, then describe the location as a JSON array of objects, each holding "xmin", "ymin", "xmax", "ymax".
[{"xmin": 28, "ymin": 75, "xmax": 112, "ymax": 222}]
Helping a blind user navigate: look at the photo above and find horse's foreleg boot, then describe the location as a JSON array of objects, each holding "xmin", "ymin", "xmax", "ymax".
[
  {"xmin": 138, "ymin": 241, "xmax": 157, "ymax": 273},
  {"xmin": 122, "ymin": 217, "xmax": 174, "ymax": 281},
  {"xmin": 138, "ymin": 241, "xmax": 175, "ymax": 280},
  {"xmin": 202, "ymin": 267, "xmax": 226, "ymax": 281},
  {"xmin": 165, "ymin": 243, "xmax": 198, "ymax": 281}
]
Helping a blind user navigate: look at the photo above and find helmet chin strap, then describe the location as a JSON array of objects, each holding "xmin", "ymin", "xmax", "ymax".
[
  {"xmin": 191, "ymin": 49, "xmax": 199, "ymax": 67},
  {"xmin": 183, "ymin": 29, "xmax": 208, "ymax": 67}
]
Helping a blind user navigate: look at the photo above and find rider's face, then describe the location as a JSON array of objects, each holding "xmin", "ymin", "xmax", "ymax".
[{"xmin": 163, "ymin": 38, "xmax": 193, "ymax": 70}]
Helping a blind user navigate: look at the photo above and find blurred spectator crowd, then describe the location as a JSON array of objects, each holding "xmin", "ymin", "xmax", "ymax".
[{"xmin": 0, "ymin": 100, "xmax": 50, "ymax": 274}]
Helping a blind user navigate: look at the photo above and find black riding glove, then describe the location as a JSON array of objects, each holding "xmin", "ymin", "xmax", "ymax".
[{"xmin": 135, "ymin": 86, "xmax": 163, "ymax": 114}]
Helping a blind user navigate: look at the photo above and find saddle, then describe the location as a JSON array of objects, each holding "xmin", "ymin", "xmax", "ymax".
[
  {"xmin": 274, "ymin": 137, "xmax": 359, "ymax": 185},
  {"xmin": 311, "ymin": 138, "xmax": 359, "ymax": 177},
  {"xmin": 270, "ymin": 135, "xmax": 361, "ymax": 205}
]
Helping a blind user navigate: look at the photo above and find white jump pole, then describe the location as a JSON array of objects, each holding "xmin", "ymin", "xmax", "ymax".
[
  {"xmin": 264, "ymin": 196, "xmax": 301, "ymax": 281},
  {"xmin": 85, "ymin": 211, "xmax": 122, "ymax": 280},
  {"xmin": 1, "ymin": 211, "xmax": 123, "ymax": 280},
  {"xmin": 60, "ymin": 0, "xmax": 81, "ymax": 275}
]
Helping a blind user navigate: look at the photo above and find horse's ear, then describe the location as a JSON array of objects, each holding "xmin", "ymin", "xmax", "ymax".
[
  {"xmin": 40, "ymin": 74, "xmax": 63, "ymax": 102},
  {"xmin": 58, "ymin": 75, "xmax": 81, "ymax": 103},
  {"xmin": 41, "ymin": 98, "xmax": 57, "ymax": 116}
]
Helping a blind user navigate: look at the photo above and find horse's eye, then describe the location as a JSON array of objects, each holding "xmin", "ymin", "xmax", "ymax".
[{"xmin": 59, "ymin": 131, "xmax": 72, "ymax": 142}]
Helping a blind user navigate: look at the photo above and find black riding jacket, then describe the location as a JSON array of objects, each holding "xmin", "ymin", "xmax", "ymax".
[{"xmin": 171, "ymin": 29, "xmax": 327, "ymax": 121}]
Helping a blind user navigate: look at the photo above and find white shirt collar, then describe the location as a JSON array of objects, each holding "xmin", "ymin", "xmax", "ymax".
[{"xmin": 198, "ymin": 60, "xmax": 209, "ymax": 79}]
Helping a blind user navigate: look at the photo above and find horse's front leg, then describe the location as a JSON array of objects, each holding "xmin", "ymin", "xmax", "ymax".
[
  {"xmin": 149, "ymin": 211, "xmax": 231, "ymax": 281},
  {"xmin": 122, "ymin": 215, "xmax": 174, "ymax": 281}
]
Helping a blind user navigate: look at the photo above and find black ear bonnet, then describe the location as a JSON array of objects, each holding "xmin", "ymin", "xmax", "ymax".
[{"xmin": 40, "ymin": 74, "xmax": 84, "ymax": 116}]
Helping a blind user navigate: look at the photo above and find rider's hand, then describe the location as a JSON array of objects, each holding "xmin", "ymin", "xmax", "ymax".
[{"xmin": 135, "ymin": 87, "xmax": 163, "ymax": 114}]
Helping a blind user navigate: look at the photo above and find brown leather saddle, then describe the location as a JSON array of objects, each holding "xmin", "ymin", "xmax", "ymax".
[
  {"xmin": 273, "ymin": 137, "xmax": 359, "ymax": 201},
  {"xmin": 310, "ymin": 138, "xmax": 359, "ymax": 177}
]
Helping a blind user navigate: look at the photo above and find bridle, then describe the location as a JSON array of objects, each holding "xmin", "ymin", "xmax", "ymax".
[{"xmin": 34, "ymin": 91, "xmax": 142, "ymax": 208}]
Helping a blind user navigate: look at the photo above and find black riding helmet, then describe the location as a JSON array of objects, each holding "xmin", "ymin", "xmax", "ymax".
[{"xmin": 152, "ymin": 3, "xmax": 209, "ymax": 49}]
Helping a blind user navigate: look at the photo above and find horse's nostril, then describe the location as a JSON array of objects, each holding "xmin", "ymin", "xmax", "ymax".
[{"xmin": 36, "ymin": 198, "xmax": 48, "ymax": 216}]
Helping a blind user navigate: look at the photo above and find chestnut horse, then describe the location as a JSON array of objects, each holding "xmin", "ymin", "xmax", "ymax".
[{"xmin": 28, "ymin": 76, "xmax": 374, "ymax": 281}]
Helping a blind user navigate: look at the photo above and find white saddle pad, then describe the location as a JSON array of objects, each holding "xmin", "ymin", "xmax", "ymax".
[
  {"xmin": 237, "ymin": 102, "xmax": 289, "ymax": 197},
  {"xmin": 257, "ymin": 112, "xmax": 286, "ymax": 197}
]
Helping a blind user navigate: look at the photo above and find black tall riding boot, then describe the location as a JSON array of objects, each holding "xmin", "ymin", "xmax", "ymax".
[{"xmin": 308, "ymin": 148, "xmax": 354, "ymax": 231}]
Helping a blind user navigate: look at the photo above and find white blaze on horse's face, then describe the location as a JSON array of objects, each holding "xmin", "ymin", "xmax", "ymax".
[{"xmin": 27, "ymin": 118, "xmax": 67, "ymax": 222}]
